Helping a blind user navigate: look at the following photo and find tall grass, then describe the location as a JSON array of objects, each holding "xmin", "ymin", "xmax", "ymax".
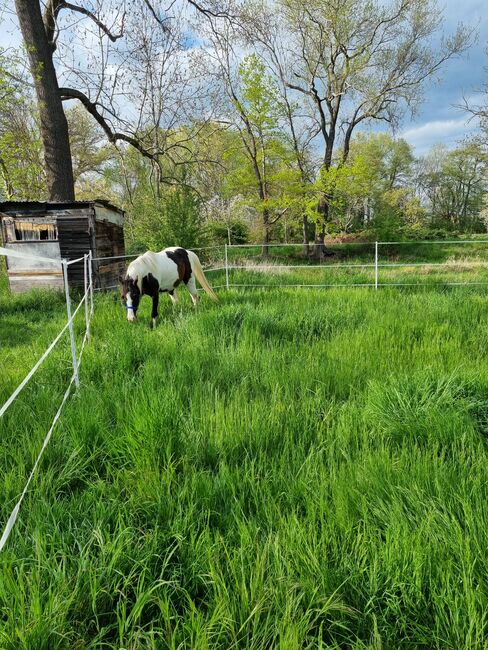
[{"xmin": 1, "ymin": 282, "xmax": 488, "ymax": 648}]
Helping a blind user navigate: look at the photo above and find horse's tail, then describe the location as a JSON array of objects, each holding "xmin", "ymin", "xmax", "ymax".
[{"xmin": 188, "ymin": 251, "xmax": 218, "ymax": 301}]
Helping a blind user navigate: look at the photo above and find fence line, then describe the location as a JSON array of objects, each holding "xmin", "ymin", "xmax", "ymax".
[
  {"xmin": 0, "ymin": 324, "xmax": 91, "ymax": 553},
  {"xmin": 226, "ymin": 240, "xmax": 488, "ymax": 248},
  {"xmin": 65, "ymin": 255, "xmax": 85, "ymax": 266},
  {"xmin": 91, "ymin": 245, "xmax": 226, "ymax": 264},
  {"xmin": 221, "ymin": 239, "xmax": 488, "ymax": 292},
  {"xmin": 0, "ymin": 246, "xmax": 61, "ymax": 264},
  {"xmin": 0, "ymin": 247, "xmax": 94, "ymax": 552},
  {"xmin": 227, "ymin": 263, "xmax": 376, "ymax": 270},
  {"xmin": 0, "ymin": 320, "xmax": 71, "ymax": 418},
  {"xmin": 230, "ymin": 283, "xmax": 375, "ymax": 289},
  {"xmin": 0, "ymin": 284, "xmax": 90, "ymax": 418},
  {"xmin": 378, "ymin": 240, "xmax": 488, "ymax": 246}
]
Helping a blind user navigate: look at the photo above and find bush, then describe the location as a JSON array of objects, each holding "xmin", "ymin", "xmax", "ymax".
[
  {"xmin": 207, "ymin": 219, "xmax": 250, "ymax": 244},
  {"xmin": 125, "ymin": 186, "xmax": 208, "ymax": 252}
]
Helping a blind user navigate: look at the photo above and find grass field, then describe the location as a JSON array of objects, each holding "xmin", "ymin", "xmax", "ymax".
[{"xmin": 2, "ymin": 272, "xmax": 488, "ymax": 648}]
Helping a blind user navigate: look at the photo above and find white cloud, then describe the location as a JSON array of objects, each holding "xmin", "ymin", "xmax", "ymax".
[{"xmin": 400, "ymin": 117, "xmax": 479, "ymax": 155}]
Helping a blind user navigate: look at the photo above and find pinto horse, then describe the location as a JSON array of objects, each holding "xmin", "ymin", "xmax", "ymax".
[{"xmin": 120, "ymin": 247, "xmax": 217, "ymax": 327}]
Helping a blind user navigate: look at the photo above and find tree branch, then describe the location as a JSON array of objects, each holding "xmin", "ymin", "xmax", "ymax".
[
  {"xmin": 44, "ymin": 1, "xmax": 125, "ymax": 49},
  {"xmin": 59, "ymin": 87, "xmax": 160, "ymax": 166}
]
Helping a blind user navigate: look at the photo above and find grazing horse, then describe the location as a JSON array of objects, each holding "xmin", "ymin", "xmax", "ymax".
[{"xmin": 120, "ymin": 247, "xmax": 217, "ymax": 327}]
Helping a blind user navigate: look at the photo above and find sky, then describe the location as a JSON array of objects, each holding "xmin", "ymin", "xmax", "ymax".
[
  {"xmin": 0, "ymin": 0, "xmax": 487, "ymax": 157},
  {"xmin": 397, "ymin": 0, "xmax": 487, "ymax": 154}
]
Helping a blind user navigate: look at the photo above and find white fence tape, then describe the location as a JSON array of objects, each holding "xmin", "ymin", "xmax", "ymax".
[
  {"xmin": 0, "ymin": 326, "xmax": 90, "ymax": 553},
  {"xmin": 66, "ymin": 255, "xmax": 85, "ymax": 266},
  {"xmin": 0, "ymin": 321, "xmax": 70, "ymax": 418},
  {"xmin": 0, "ymin": 246, "xmax": 93, "ymax": 552},
  {"xmin": 0, "ymin": 287, "xmax": 89, "ymax": 418},
  {"xmin": 0, "ymin": 246, "xmax": 60, "ymax": 264}
]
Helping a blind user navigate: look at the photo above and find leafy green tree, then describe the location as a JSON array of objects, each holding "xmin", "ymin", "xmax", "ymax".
[
  {"xmin": 0, "ymin": 56, "xmax": 45, "ymax": 200},
  {"xmin": 316, "ymin": 133, "xmax": 417, "ymax": 236},
  {"xmin": 243, "ymin": 0, "xmax": 470, "ymax": 252},
  {"xmin": 417, "ymin": 143, "xmax": 487, "ymax": 231},
  {"xmin": 218, "ymin": 53, "xmax": 302, "ymax": 252}
]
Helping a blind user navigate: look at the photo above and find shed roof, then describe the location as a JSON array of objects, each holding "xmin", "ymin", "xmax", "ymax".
[{"xmin": 0, "ymin": 199, "xmax": 124, "ymax": 217}]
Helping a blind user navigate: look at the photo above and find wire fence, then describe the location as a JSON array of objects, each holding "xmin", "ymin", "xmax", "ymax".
[
  {"xmin": 219, "ymin": 240, "xmax": 488, "ymax": 290},
  {"xmin": 87, "ymin": 240, "xmax": 488, "ymax": 293},
  {"xmin": 0, "ymin": 248, "xmax": 94, "ymax": 552}
]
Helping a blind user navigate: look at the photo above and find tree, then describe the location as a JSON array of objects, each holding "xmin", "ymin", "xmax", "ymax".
[
  {"xmin": 463, "ymin": 47, "xmax": 488, "ymax": 146},
  {"xmin": 417, "ymin": 143, "xmax": 487, "ymax": 230},
  {"xmin": 0, "ymin": 55, "xmax": 45, "ymax": 199},
  {"xmin": 65, "ymin": 105, "xmax": 114, "ymax": 186},
  {"xmin": 314, "ymin": 133, "xmax": 427, "ymax": 237},
  {"xmin": 0, "ymin": 55, "xmax": 117, "ymax": 201},
  {"xmin": 206, "ymin": 39, "xmax": 298, "ymax": 253},
  {"xmin": 14, "ymin": 0, "xmax": 75, "ymax": 199},
  {"xmin": 241, "ymin": 0, "xmax": 470, "ymax": 254},
  {"xmin": 12, "ymin": 0, "xmax": 236, "ymax": 201}
]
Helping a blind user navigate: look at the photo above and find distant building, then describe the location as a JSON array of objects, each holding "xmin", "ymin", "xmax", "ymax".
[{"xmin": 0, "ymin": 200, "xmax": 125, "ymax": 293}]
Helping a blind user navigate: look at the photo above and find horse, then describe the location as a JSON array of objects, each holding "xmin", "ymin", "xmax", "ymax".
[{"xmin": 120, "ymin": 247, "xmax": 217, "ymax": 327}]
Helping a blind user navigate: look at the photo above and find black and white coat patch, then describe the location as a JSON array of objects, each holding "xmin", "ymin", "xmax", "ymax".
[{"xmin": 120, "ymin": 247, "xmax": 217, "ymax": 327}]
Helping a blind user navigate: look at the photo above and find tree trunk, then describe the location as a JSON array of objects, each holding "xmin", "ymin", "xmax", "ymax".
[
  {"xmin": 15, "ymin": 0, "xmax": 75, "ymax": 201},
  {"xmin": 0, "ymin": 158, "xmax": 14, "ymax": 199},
  {"xmin": 313, "ymin": 196, "xmax": 329, "ymax": 258},
  {"xmin": 302, "ymin": 215, "xmax": 309, "ymax": 256},
  {"xmin": 313, "ymin": 140, "xmax": 336, "ymax": 258},
  {"xmin": 262, "ymin": 208, "xmax": 270, "ymax": 257}
]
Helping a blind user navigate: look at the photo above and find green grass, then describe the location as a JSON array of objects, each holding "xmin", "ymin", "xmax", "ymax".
[
  {"xmin": 2, "ymin": 279, "xmax": 488, "ymax": 648},
  {"xmin": 205, "ymin": 239, "xmax": 488, "ymax": 289}
]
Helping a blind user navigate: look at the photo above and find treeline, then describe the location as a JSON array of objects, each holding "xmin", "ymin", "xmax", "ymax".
[{"xmin": 0, "ymin": 1, "xmax": 486, "ymax": 252}]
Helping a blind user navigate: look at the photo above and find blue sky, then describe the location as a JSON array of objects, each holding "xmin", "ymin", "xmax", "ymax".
[
  {"xmin": 1, "ymin": 1, "xmax": 486, "ymax": 156},
  {"xmin": 397, "ymin": 0, "xmax": 487, "ymax": 154}
]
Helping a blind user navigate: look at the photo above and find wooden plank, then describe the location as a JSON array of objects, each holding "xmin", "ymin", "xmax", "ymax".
[
  {"xmin": 57, "ymin": 212, "xmax": 92, "ymax": 287},
  {"xmin": 94, "ymin": 219, "xmax": 126, "ymax": 289}
]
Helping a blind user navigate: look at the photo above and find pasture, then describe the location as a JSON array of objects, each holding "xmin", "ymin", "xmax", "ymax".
[{"xmin": 1, "ymin": 272, "xmax": 488, "ymax": 648}]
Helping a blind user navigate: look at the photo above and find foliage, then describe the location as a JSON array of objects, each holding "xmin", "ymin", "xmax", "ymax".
[
  {"xmin": 65, "ymin": 106, "xmax": 115, "ymax": 187},
  {"xmin": 417, "ymin": 142, "xmax": 487, "ymax": 231},
  {"xmin": 206, "ymin": 218, "xmax": 250, "ymax": 244},
  {"xmin": 125, "ymin": 181, "xmax": 207, "ymax": 253},
  {"xmin": 0, "ymin": 55, "xmax": 45, "ymax": 200}
]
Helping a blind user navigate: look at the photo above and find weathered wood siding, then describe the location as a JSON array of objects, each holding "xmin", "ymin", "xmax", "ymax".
[
  {"xmin": 1, "ymin": 201, "xmax": 125, "ymax": 293},
  {"xmin": 94, "ymin": 215, "xmax": 125, "ymax": 289},
  {"xmin": 57, "ymin": 209, "xmax": 92, "ymax": 287}
]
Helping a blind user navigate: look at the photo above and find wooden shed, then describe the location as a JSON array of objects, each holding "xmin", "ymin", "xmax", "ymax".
[{"xmin": 0, "ymin": 200, "xmax": 126, "ymax": 293}]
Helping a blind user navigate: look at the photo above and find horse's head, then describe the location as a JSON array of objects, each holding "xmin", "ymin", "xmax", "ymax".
[{"xmin": 120, "ymin": 274, "xmax": 141, "ymax": 322}]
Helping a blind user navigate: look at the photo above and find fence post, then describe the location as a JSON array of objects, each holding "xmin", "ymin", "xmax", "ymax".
[
  {"xmin": 84, "ymin": 254, "xmax": 90, "ymax": 339},
  {"xmin": 62, "ymin": 260, "xmax": 80, "ymax": 389},
  {"xmin": 375, "ymin": 241, "xmax": 379, "ymax": 290},
  {"xmin": 225, "ymin": 243, "xmax": 229, "ymax": 290},
  {"xmin": 88, "ymin": 250, "xmax": 94, "ymax": 316}
]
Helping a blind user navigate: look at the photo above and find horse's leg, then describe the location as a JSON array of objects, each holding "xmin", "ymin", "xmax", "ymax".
[
  {"xmin": 151, "ymin": 292, "xmax": 159, "ymax": 329},
  {"xmin": 169, "ymin": 289, "xmax": 178, "ymax": 306},
  {"xmin": 187, "ymin": 277, "xmax": 199, "ymax": 307}
]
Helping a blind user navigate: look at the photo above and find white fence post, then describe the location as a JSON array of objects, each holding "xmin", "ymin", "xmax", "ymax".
[
  {"xmin": 88, "ymin": 250, "xmax": 94, "ymax": 316},
  {"xmin": 375, "ymin": 241, "xmax": 379, "ymax": 290},
  {"xmin": 84, "ymin": 254, "xmax": 90, "ymax": 339},
  {"xmin": 62, "ymin": 260, "xmax": 80, "ymax": 389},
  {"xmin": 225, "ymin": 243, "xmax": 229, "ymax": 290}
]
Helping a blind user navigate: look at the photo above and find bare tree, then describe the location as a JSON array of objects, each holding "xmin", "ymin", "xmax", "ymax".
[{"xmin": 12, "ymin": 0, "xmax": 235, "ymax": 201}]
